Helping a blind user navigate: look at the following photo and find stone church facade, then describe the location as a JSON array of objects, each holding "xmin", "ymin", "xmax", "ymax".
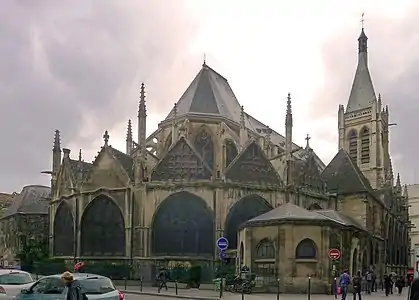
[{"xmin": 49, "ymin": 27, "xmax": 409, "ymax": 290}]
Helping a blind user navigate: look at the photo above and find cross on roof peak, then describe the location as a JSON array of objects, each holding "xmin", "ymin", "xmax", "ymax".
[
  {"xmin": 305, "ymin": 134, "xmax": 311, "ymax": 148},
  {"xmin": 103, "ymin": 130, "xmax": 110, "ymax": 146}
]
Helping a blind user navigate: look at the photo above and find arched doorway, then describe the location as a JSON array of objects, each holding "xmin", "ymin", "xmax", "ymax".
[
  {"xmin": 362, "ymin": 249, "xmax": 368, "ymax": 273},
  {"xmin": 53, "ymin": 202, "xmax": 74, "ymax": 256},
  {"xmin": 152, "ymin": 192, "xmax": 214, "ymax": 256},
  {"xmin": 352, "ymin": 248, "xmax": 358, "ymax": 275},
  {"xmin": 80, "ymin": 195, "xmax": 125, "ymax": 256},
  {"xmin": 225, "ymin": 195, "xmax": 272, "ymax": 249}
]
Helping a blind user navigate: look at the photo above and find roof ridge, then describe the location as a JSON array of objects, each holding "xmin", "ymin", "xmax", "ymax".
[{"xmin": 342, "ymin": 149, "xmax": 371, "ymax": 190}]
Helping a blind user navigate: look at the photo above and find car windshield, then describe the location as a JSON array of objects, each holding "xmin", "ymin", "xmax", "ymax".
[
  {"xmin": 77, "ymin": 277, "xmax": 115, "ymax": 295},
  {"xmin": 0, "ymin": 273, "xmax": 33, "ymax": 285}
]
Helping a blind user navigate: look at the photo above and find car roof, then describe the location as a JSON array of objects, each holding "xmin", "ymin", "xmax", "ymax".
[
  {"xmin": 43, "ymin": 273, "xmax": 109, "ymax": 280},
  {"xmin": 0, "ymin": 269, "xmax": 31, "ymax": 276}
]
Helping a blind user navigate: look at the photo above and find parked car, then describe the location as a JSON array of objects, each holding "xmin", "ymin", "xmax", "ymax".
[
  {"xmin": 15, "ymin": 273, "xmax": 124, "ymax": 300},
  {"xmin": 0, "ymin": 269, "xmax": 34, "ymax": 299}
]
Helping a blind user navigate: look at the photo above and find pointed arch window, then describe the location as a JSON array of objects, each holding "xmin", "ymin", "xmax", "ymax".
[
  {"xmin": 348, "ymin": 129, "xmax": 358, "ymax": 162},
  {"xmin": 194, "ymin": 128, "xmax": 214, "ymax": 170},
  {"xmin": 360, "ymin": 127, "xmax": 370, "ymax": 164}
]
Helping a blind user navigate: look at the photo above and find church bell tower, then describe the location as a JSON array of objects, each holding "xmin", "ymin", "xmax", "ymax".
[{"xmin": 337, "ymin": 26, "xmax": 391, "ymax": 189}]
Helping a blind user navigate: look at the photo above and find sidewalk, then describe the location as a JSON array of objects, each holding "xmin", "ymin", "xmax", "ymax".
[
  {"xmin": 117, "ymin": 285, "xmax": 396, "ymax": 300},
  {"xmin": 117, "ymin": 285, "xmax": 221, "ymax": 300}
]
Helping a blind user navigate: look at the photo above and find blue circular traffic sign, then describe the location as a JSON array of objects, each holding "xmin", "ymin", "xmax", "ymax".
[{"xmin": 217, "ymin": 237, "xmax": 229, "ymax": 251}]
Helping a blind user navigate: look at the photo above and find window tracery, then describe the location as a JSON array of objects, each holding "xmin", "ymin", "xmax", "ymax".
[{"xmin": 194, "ymin": 128, "xmax": 214, "ymax": 170}]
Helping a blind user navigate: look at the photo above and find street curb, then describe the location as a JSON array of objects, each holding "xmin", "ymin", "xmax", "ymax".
[{"xmin": 121, "ymin": 290, "xmax": 220, "ymax": 300}]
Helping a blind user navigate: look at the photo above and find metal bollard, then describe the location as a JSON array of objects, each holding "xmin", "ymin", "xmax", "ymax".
[
  {"xmin": 276, "ymin": 278, "xmax": 280, "ymax": 300},
  {"xmin": 308, "ymin": 276, "xmax": 311, "ymax": 300},
  {"xmin": 157, "ymin": 281, "xmax": 160, "ymax": 293},
  {"xmin": 175, "ymin": 281, "xmax": 178, "ymax": 295},
  {"xmin": 219, "ymin": 278, "xmax": 223, "ymax": 298},
  {"xmin": 241, "ymin": 283, "xmax": 244, "ymax": 300},
  {"xmin": 333, "ymin": 277, "xmax": 337, "ymax": 299},
  {"xmin": 124, "ymin": 277, "xmax": 127, "ymax": 290},
  {"xmin": 140, "ymin": 277, "xmax": 143, "ymax": 292}
]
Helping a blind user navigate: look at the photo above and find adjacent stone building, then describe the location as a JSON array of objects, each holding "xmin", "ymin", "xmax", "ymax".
[
  {"xmin": 0, "ymin": 185, "xmax": 50, "ymax": 266},
  {"xmin": 48, "ymin": 27, "xmax": 409, "ymax": 291}
]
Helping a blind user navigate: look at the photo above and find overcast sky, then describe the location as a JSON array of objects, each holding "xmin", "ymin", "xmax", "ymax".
[{"xmin": 1, "ymin": 0, "xmax": 418, "ymax": 193}]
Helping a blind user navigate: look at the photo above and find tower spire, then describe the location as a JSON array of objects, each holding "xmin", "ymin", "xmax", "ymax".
[{"xmin": 345, "ymin": 19, "xmax": 376, "ymax": 113}]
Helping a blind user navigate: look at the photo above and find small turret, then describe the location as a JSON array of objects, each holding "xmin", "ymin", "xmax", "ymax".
[
  {"xmin": 138, "ymin": 83, "xmax": 147, "ymax": 157},
  {"xmin": 239, "ymin": 106, "xmax": 247, "ymax": 148},
  {"xmin": 52, "ymin": 130, "xmax": 61, "ymax": 175},
  {"xmin": 172, "ymin": 103, "xmax": 178, "ymax": 144},
  {"xmin": 126, "ymin": 119, "xmax": 133, "ymax": 155},
  {"xmin": 285, "ymin": 93, "xmax": 293, "ymax": 161}
]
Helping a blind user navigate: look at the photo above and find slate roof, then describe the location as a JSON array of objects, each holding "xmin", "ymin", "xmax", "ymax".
[
  {"xmin": 68, "ymin": 159, "xmax": 93, "ymax": 181},
  {"xmin": 165, "ymin": 64, "xmax": 238, "ymax": 122},
  {"xmin": 109, "ymin": 147, "xmax": 134, "ymax": 180},
  {"xmin": 163, "ymin": 63, "xmax": 325, "ymax": 171},
  {"xmin": 346, "ymin": 29, "xmax": 377, "ymax": 113},
  {"xmin": 243, "ymin": 202, "xmax": 330, "ymax": 227},
  {"xmin": 321, "ymin": 149, "xmax": 372, "ymax": 194},
  {"xmin": 315, "ymin": 209, "xmax": 365, "ymax": 230},
  {"xmin": 1, "ymin": 185, "xmax": 50, "ymax": 218}
]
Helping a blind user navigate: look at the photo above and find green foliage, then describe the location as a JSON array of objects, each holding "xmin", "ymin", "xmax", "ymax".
[
  {"xmin": 188, "ymin": 265, "xmax": 202, "ymax": 288},
  {"xmin": 17, "ymin": 239, "xmax": 48, "ymax": 270}
]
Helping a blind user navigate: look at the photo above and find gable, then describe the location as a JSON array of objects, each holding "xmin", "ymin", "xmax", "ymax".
[
  {"xmin": 225, "ymin": 140, "xmax": 281, "ymax": 185},
  {"xmin": 322, "ymin": 149, "xmax": 372, "ymax": 194},
  {"xmin": 151, "ymin": 137, "xmax": 212, "ymax": 181},
  {"xmin": 55, "ymin": 162, "xmax": 74, "ymax": 199},
  {"xmin": 83, "ymin": 147, "xmax": 130, "ymax": 188}
]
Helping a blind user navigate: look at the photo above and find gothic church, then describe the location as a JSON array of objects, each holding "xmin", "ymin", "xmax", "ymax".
[{"xmin": 49, "ymin": 27, "xmax": 409, "ymax": 292}]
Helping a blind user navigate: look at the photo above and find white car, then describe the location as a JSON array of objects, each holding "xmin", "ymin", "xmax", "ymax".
[{"xmin": 0, "ymin": 269, "xmax": 34, "ymax": 299}]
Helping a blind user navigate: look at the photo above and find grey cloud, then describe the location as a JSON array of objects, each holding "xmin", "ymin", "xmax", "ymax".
[
  {"xmin": 0, "ymin": 0, "xmax": 204, "ymax": 192},
  {"xmin": 310, "ymin": 5, "xmax": 419, "ymax": 184}
]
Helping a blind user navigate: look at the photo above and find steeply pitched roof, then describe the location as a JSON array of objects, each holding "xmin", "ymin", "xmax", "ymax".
[
  {"xmin": 165, "ymin": 64, "xmax": 250, "ymax": 126},
  {"xmin": 109, "ymin": 147, "xmax": 134, "ymax": 180},
  {"xmin": 243, "ymin": 202, "xmax": 329, "ymax": 227},
  {"xmin": 321, "ymin": 149, "xmax": 372, "ymax": 194},
  {"xmin": 68, "ymin": 159, "xmax": 93, "ymax": 182},
  {"xmin": 225, "ymin": 140, "xmax": 281, "ymax": 185},
  {"xmin": 162, "ymin": 63, "xmax": 325, "ymax": 169},
  {"xmin": 346, "ymin": 29, "xmax": 376, "ymax": 112},
  {"xmin": 151, "ymin": 137, "xmax": 212, "ymax": 181},
  {"xmin": 1, "ymin": 185, "xmax": 50, "ymax": 218}
]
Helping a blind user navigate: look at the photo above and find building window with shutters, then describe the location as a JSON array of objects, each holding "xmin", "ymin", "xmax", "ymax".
[
  {"xmin": 348, "ymin": 129, "xmax": 358, "ymax": 162},
  {"xmin": 360, "ymin": 127, "xmax": 370, "ymax": 164}
]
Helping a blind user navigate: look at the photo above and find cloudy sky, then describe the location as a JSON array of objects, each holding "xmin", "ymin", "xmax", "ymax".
[{"xmin": 0, "ymin": 0, "xmax": 418, "ymax": 193}]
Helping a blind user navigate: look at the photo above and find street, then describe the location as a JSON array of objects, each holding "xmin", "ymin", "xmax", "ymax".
[{"xmin": 124, "ymin": 290, "xmax": 408, "ymax": 300}]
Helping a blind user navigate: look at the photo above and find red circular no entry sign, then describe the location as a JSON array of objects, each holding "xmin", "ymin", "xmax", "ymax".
[{"xmin": 328, "ymin": 248, "xmax": 341, "ymax": 260}]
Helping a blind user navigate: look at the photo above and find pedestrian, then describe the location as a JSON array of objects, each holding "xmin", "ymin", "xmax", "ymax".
[
  {"xmin": 366, "ymin": 271, "xmax": 373, "ymax": 294},
  {"xmin": 157, "ymin": 267, "xmax": 169, "ymax": 292},
  {"xmin": 396, "ymin": 275, "xmax": 405, "ymax": 295},
  {"xmin": 61, "ymin": 271, "xmax": 82, "ymax": 300},
  {"xmin": 389, "ymin": 274, "xmax": 394, "ymax": 294},
  {"xmin": 339, "ymin": 269, "xmax": 351, "ymax": 300},
  {"xmin": 352, "ymin": 271, "xmax": 362, "ymax": 300},
  {"xmin": 410, "ymin": 277, "xmax": 419, "ymax": 300},
  {"xmin": 384, "ymin": 274, "xmax": 391, "ymax": 296}
]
